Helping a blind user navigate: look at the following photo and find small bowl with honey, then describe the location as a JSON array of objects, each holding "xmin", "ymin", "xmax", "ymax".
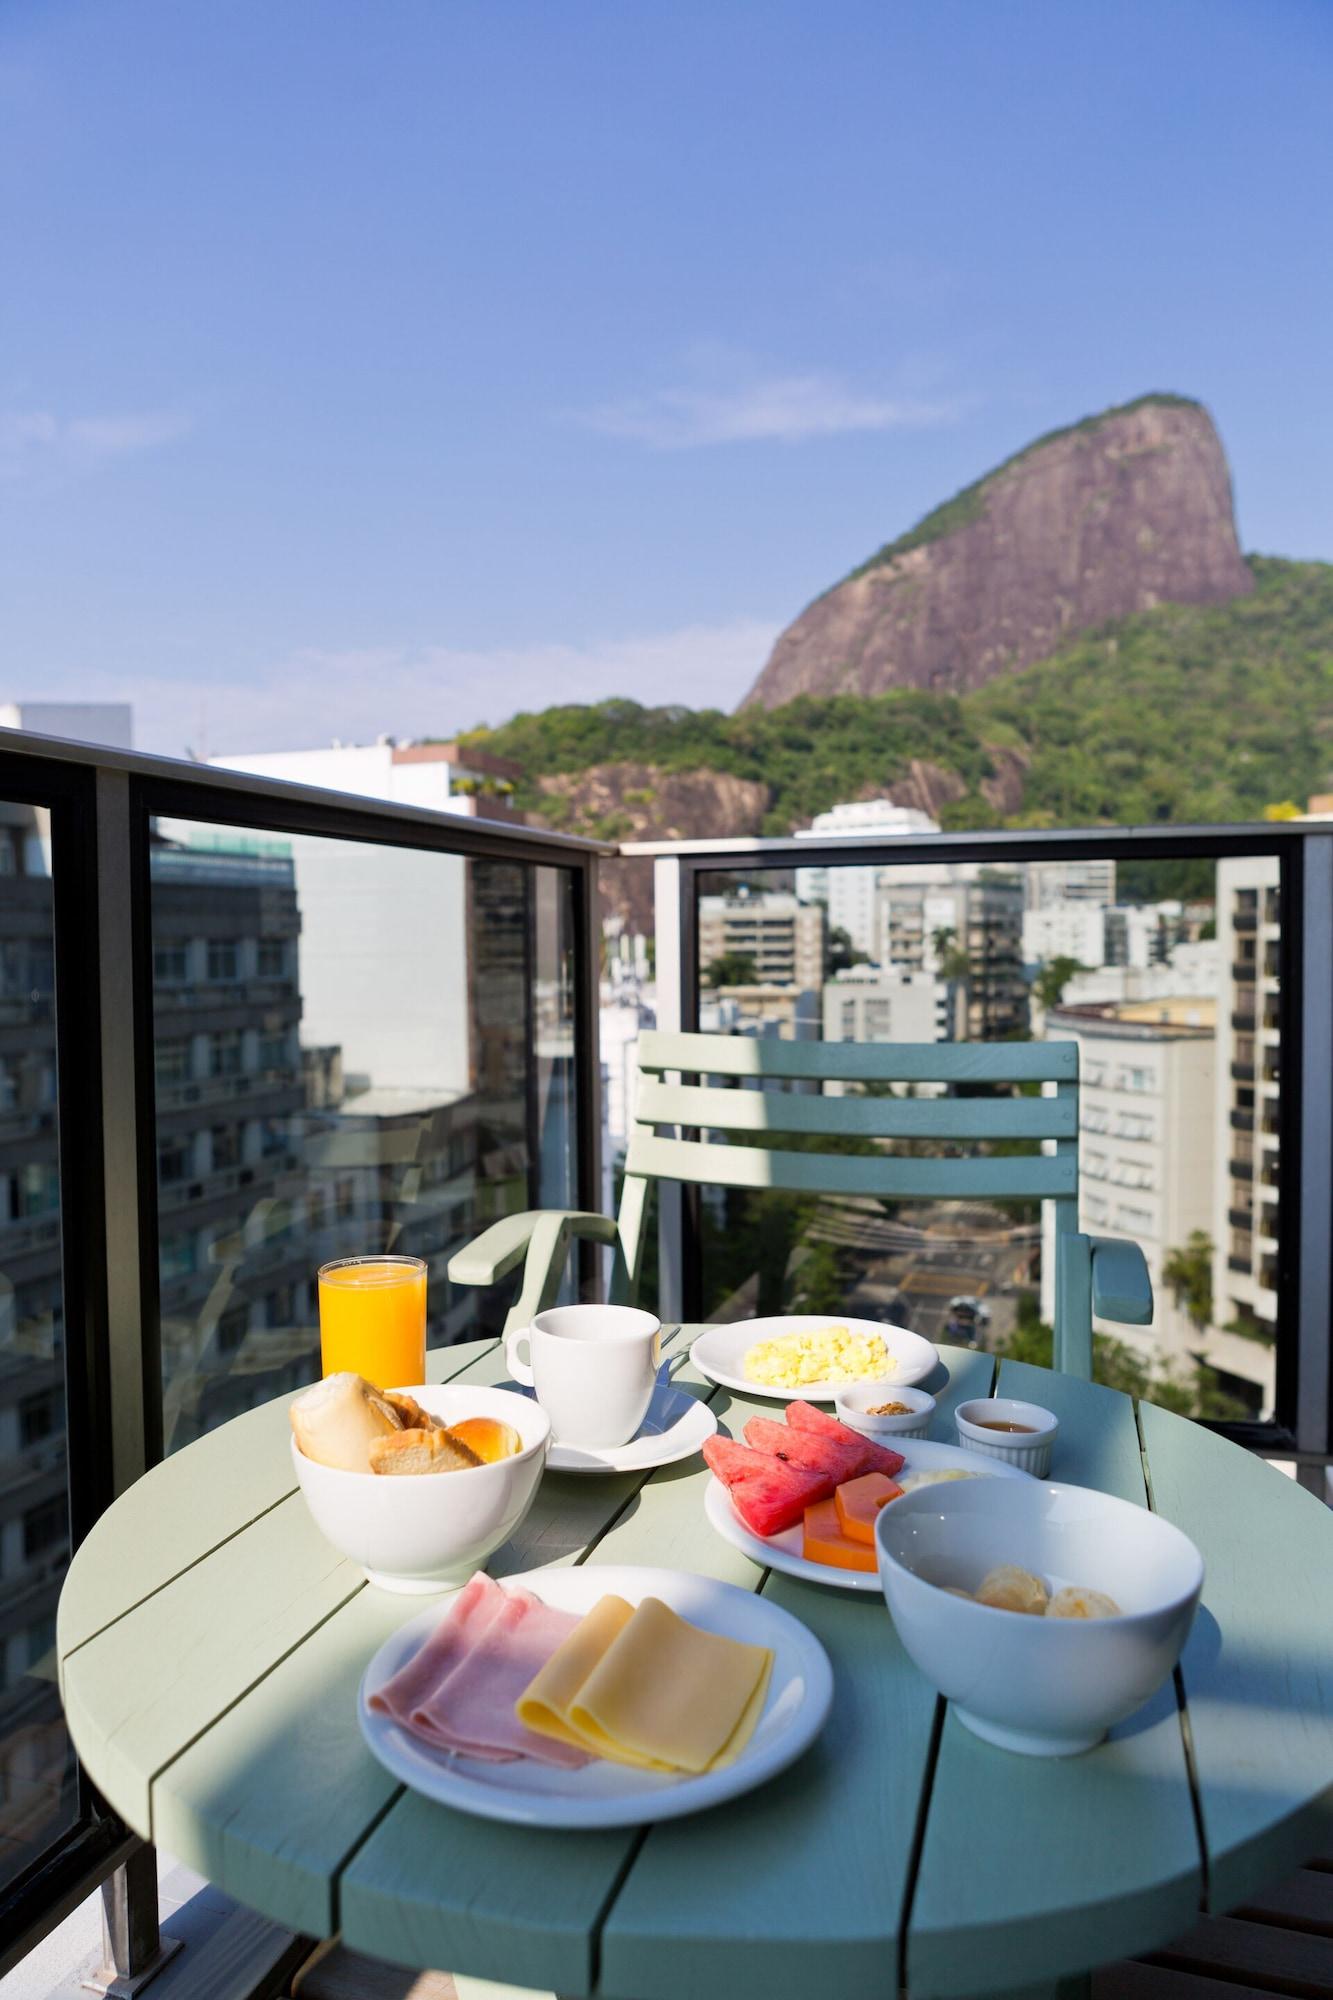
[
  {"xmin": 835, "ymin": 1381, "xmax": 936, "ymax": 1442},
  {"xmin": 955, "ymin": 1397, "xmax": 1058, "ymax": 1477}
]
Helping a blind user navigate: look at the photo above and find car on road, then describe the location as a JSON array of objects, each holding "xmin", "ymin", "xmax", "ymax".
[{"xmin": 945, "ymin": 1294, "xmax": 992, "ymax": 1344}]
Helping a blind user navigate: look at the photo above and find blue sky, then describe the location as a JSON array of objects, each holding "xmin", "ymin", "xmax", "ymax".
[{"xmin": 2, "ymin": 0, "xmax": 1331, "ymax": 756}]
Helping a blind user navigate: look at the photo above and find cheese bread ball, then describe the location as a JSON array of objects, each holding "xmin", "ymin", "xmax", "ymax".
[
  {"xmin": 1047, "ymin": 1585, "xmax": 1122, "ymax": 1620},
  {"xmin": 976, "ymin": 1564, "xmax": 1050, "ymax": 1615}
]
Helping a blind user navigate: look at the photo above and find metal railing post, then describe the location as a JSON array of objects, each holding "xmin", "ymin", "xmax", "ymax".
[
  {"xmin": 653, "ymin": 854, "xmax": 691, "ymax": 1322},
  {"xmin": 1296, "ymin": 835, "xmax": 1333, "ymax": 1488}
]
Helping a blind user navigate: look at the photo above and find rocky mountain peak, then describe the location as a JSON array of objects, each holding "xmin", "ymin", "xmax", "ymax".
[{"xmin": 741, "ymin": 394, "xmax": 1252, "ymax": 710}]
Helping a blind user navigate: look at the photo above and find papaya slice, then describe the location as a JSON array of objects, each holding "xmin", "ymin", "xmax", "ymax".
[{"xmin": 834, "ymin": 1471, "xmax": 904, "ymax": 1545}]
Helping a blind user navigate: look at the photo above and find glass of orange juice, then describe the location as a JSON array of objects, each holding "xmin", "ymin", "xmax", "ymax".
[{"xmin": 318, "ymin": 1255, "xmax": 427, "ymax": 1388}]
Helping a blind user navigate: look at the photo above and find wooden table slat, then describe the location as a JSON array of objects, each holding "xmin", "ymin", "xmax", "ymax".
[
  {"xmin": 1137, "ymin": 1402, "xmax": 1333, "ymax": 1916},
  {"xmin": 596, "ymin": 1346, "xmax": 996, "ymax": 2000},
  {"xmin": 57, "ymin": 1339, "xmax": 499, "ymax": 1659}
]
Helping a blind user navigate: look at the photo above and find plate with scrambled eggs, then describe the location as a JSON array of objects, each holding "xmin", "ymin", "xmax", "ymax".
[{"xmin": 690, "ymin": 1315, "xmax": 938, "ymax": 1402}]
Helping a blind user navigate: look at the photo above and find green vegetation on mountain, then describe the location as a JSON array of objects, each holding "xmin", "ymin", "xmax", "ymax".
[
  {"xmin": 459, "ymin": 555, "xmax": 1333, "ymax": 841},
  {"xmin": 845, "ymin": 392, "xmax": 1204, "ymax": 580}
]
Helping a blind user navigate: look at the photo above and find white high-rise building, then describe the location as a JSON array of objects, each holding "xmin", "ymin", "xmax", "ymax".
[
  {"xmin": 794, "ymin": 800, "xmax": 939, "ymax": 959},
  {"xmin": 1211, "ymin": 857, "xmax": 1282, "ymax": 1377},
  {"xmin": 1025, "ymin": 858, "xmax": 1117, "ymax": 910},
  {"xmin": 0, "ymin": 702, "xmax": 133, "ymax": 750},
  {"xmin": 822, "ymin": 967, "xmax": 950, "ymax": 1045},
  {"xmin": 1041, "ymin": 997, "xmax": 1247, "ymax": 1393}
]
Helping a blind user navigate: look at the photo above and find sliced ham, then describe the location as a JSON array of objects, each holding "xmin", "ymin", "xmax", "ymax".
[
  {"xmin": 368, "ymin": 1571, "xmax": 506, "ymax": 1737},
  {"xmin": 412, "ymin": 1584, "xmax": 592, "ymax": 1767}
]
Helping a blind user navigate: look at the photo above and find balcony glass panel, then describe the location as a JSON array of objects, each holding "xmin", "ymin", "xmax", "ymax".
[
  {"xmin": 150, "ymin": 821, "xmax": 580, "ymax": 1453},
  {"xmin": 0, "ymin": 802, "xmax": 77, "ymax": 1894},
  {"xmin": 686, "ymin": 848, "xmax": 1283, "ymax": 1424}
]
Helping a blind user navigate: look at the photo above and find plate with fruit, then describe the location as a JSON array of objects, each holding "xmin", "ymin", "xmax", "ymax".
[
  {"xmin": 691, "ymin": 1315, "xmax": 937, "ymax": 1402},
  {"xmin": 702, "ymin": 1401, "xmax": 1027, "ymax": 1593}
]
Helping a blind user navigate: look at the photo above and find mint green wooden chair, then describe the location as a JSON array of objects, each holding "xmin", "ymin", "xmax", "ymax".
[{"xmin": 447, "ymin": 1030, "xmax": 1152, "ymax": 1379}]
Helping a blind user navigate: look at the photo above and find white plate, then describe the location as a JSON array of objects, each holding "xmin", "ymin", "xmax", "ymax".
[
  {"xmin": 691, "ymin": 1314, "xmax": 938, "ymax": 1402},
  {"xmin": 522, "ymin": 1381, "xmax": 717, "ymax": 1474},
  {"xmin": 358, "ymin": 1564, "xmax": 833, "ymax": 1828},
  {"xmin": 703, "ymin": 1439, "xmax": 1030, "ymax": 1593}
]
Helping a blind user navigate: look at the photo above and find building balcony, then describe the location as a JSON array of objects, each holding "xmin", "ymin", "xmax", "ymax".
[
  {"xmin": 1231, "ymin": 958, "xmax": 1257, "ymax": 981},
  {"xmin": 1233, "ymin": 910, "xmax": 1258, "ymax": 934},
  {"xmin": 5, "ymin": 730, "xmax": 1333, "ymax": 1993}
]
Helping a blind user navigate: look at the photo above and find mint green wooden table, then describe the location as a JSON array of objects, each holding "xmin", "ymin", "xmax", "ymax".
[{"xmin": 56, "ymin": 1332, "xmax": 1333, "ymax": 1999}]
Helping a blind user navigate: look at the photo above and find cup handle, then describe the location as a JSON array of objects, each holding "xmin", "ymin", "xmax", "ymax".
[{"xmin": 506, "ymin": 1327, "xmax": 534, "ymax": 1387}]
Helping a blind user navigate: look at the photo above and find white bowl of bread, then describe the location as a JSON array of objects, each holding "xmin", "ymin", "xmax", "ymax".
[{"xmin": 290, "ymin": 1373, "xmax": 550, "ymax": 1592}]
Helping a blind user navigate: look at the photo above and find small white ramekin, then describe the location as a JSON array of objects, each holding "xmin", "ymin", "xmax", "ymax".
[
  {"xmin": 955, "ymin": 1397, "xmax": 1058, "ymax": 1478},
  {"xmin": 836, "ymin": 1381, "xmax": 936, "ymax": 1442}
]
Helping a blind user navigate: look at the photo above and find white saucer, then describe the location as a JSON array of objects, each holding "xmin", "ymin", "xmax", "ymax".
[
  {"xmin": 703, "ymin": 1439, "xmax": 1029, "ymax": 1592},
  {"xmin": 691, "ymin": 1314, "xmax": 938, "ymax": 1402},
  {"xmin": 358, "ymin": 1563, "xmax": 833, "ymax": 1828},
  {"xmin": 513, "ymin": 1380, "xmax": 717, "ymax": 1474}
]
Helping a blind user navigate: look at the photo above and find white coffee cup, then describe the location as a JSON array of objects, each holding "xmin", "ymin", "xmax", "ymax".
[{"xmin": 505, "ymin": 1304, "xmax": 661, "ymax": 1449}]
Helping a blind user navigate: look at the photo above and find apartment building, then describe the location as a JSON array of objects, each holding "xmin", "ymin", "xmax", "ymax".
[
  {"xmin": 822, "ymin": 967, "xmax": 949, "ymax": 1045},
  {"xmin": 1024, "ymin": 858, "xmax": 1117, "ymax": 909},
  {"xmin": 793, "ymin": 801, "xmax": 939, "ymax": 959},
  {"xmin": 1211, "ymin": 857, "xmax": 1281, "ymax": 1377},
  {"xmin": 1042, "ymin": 997, "xmax": 1270, "ymax": 1412},
  {"xmin": 909, "ymin": 870, "xmax": 1026, "ymax": 1041},
  {"xmin": 698, "ymin": 890, "xmax": 826, "ymax": 992}
]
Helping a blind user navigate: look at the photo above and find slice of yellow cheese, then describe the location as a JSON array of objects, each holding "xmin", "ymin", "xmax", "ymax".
[
  {"xmin": 516, "ymin": 1594, "xmax": 637, "ymax": 1750},
  {"xmin": 518, "ymin": 1594, "xmax": 774, "ymax": 1774}
]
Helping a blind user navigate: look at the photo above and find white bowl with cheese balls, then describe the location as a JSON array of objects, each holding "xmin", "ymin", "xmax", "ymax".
[{"xmin": 875, "ymin": 1477, "xmax": 1203, "ymax": 1756}]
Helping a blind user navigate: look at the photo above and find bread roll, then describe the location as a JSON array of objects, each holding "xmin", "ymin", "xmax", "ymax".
[
  {"xmin": 369, "ymin": 1428, "xmax": 483, "ymax": 1476},
  {"xmin": 290, "ymin": 1372, "xmax": 399, "ymax": 1472},
  {"xmin": 381, "ymin": 1390, "xmax": 442, "ymax": 1433}
]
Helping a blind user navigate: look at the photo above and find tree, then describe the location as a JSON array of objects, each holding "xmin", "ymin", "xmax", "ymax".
[
  {"xmin": 930, "ymin": 924, "xmax": 972, "ymax": 984},
  {"xmin": 827, "ymin": 926, "xmax": 870, "ymax": 975},
  {"xmin": 1032, "ymin": 955, "xmax": 1089, "ymax": 1012},
  {"xmin": 1162, "ymin": 1231, "xmax": 1213, "ymax": 1332},
  {"xmin": 704, "ymin": 949, "xmax": 758, "ymax": 989}
]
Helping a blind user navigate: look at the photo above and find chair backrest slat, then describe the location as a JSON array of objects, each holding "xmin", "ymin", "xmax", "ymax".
[
  {"xmin": 636, "ymin": 1076, "xmax": 1076, "ymax": 1143},
  {"xmin": 638, "ymin": 1029, "xmax": 1076, "ymax": 1086},
  {"xmin": 623, "ymin": 1129, "xmax": 1076, "ymax": 1203}
]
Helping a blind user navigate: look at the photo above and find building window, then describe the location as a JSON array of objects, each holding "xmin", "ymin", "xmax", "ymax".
[
  {"xmin": 259, "ymin": 1117, "xmax": 289, "ymax": 1158},
  {"xmin": 158, "ymin": 1135, "xmax": 191, "ymax": 1184},
  {"xmin": 258, "ymin": 1032, "xmax": 289, "ymax": 1073},
  {"xmin": 23, "ymin": 1495, "xmax": 67, "ymax": 1561},
  {"xmin": 156, "ymin": 1041, "xmax": 189, "ymax": 1086},
  {"xmin": 217, "ymin": 1306, "xmax": 249, "ymax": 1354},
  {"xmin": 18, "ymin": 1388, "xmax": 61, "ymax": 1447},
  {"xmin": 257, "ymin": 938, "xmax": 287, "ymax": 978},
  {"xmin": 210, "ymin": 1124, "xmax": 241, "ymax": 1171},
  {"xmin": 207, "ymin": 940, "xmax": 240, "ymax": 982},
  {"xmin": 209, "ymin": 1031, "xmax": 243, "ymax": 1077},
  {"xmin": 161, "ymin": 1231, "xmax": 196, "ymax": 1279},
  {"xmin": 154, "ymin": 941, "xmax": 188, "ymax": 984},
  {"xmin": 17, "ymin": 1164, "xmax": 59, "ymax": 1218}
]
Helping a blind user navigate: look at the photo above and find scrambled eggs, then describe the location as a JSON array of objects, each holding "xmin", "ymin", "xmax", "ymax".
[{"xmin": 743, "ymin": 1324, "xmax": 893, "ymax": 1389}]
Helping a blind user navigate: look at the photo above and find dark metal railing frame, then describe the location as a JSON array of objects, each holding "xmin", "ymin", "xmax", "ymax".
[
  {"xmin": 0, "ymin": 731, "xmax": 611, "ymax": 1976},
  {"xmin": 628, "ymin": 822, "xmax": 1333, "ymax": 1472}
]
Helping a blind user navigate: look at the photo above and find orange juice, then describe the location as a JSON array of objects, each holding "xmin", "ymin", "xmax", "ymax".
[{"xmin": 318, "ymin": 1256, "xmax": 426, "ymax": 1388}]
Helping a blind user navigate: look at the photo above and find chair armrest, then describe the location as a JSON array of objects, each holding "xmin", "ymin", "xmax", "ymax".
[
  {"xmin": 448, "ymin": 1210, "xmax": 619, "ymax": 1336},
  {"xmin": 1088, "ymin": 1236, "xmax": 1154, "ymax": 1326}
]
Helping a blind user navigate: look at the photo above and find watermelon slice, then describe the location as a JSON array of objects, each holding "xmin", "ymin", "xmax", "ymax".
[
  {"xmin": 785, "ymin": 1399, "xmax": 906, "ymax": 1478},
  {"xmin": 742, "ymin": 1416, "xmax": 869, "ymax": 1485},
  {"xmin": 702, "ymin": 1435, "xmax": 827, "ymax": 1536}
]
